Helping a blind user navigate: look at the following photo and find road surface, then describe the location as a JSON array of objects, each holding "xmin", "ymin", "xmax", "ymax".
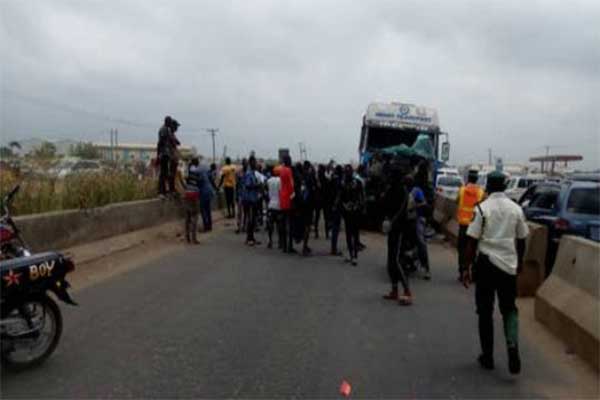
[{"xmin": 2, "ymin": 223, "xmax": 598, "ymax": 398}]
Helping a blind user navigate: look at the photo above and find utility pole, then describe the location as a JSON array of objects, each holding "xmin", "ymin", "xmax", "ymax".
[
  {"xmin": 298, "ymin": 142, "xmax": 307, "ymax": 161},
  {"xmin": 109, "ymin": 128, "xmax": 114, "ymax": 161},
  {"xmin": 205, "ymin": 128, "xmax": 219, "ymax": 162},
  {"xmin": 488, "ymin": 148, "xmax": 492, "ymax": 166}
]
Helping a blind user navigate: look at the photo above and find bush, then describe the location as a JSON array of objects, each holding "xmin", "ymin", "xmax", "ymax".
[{"xmin": 0, "ymin": 170, "xmax": 157, "ymax": 216}]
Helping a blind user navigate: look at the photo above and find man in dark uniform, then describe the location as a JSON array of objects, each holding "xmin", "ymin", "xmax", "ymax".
[
  {"xmin": 381, "ymin": 164, "xmax": 413, "ymax": 305},
  {"xmin": 157, "ymin": 116, "xmax": 180, "ymax": 197}
]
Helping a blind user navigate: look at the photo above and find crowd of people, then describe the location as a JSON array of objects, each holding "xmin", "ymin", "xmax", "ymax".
[
  {"xmin": 214, "ymin": 154, "xmax": 369, "ymax": 266},
  {"xmin": 157, "ymin": 116, "xmax": 527, "ymax": 375}
]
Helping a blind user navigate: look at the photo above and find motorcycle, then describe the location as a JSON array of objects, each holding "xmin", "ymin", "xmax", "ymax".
[
  {"xmin": 1, "ymin": 185, "xmax": 77, "ymax": 370},
  {"xmin": 0, "ymin": 185, "xmax": 31, "ymax": 259}
]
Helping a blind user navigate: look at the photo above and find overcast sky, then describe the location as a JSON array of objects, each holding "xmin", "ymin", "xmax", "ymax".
[{"xmin": 1, "ymin": 0, "xmax": 599, "ymax": 168}]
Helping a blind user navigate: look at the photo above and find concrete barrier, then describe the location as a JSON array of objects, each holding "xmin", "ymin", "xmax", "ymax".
[
  {"xmin": 518, "ymin": 222, "xmax": 548, "ymax": 297},
  {"xmin": 535, "ymin": 235, "xmax": 600, "ymax": 370},
  {"xmin": 433, "ymin": 195, "xmax": 459, "ymax": 245},
  {"xmin": 433, "ymin": 195, "xmax": 456, "ymax": 226},
  {"xmin": 15, "ymin": 199, "xmax": 182, "ymax": 252}
]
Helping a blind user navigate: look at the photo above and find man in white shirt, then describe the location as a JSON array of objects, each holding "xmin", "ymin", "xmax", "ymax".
[
  {"xmin": 463, "ymin": 171, "xmax": 529, "ymax": 375},
  {"xmin": 266, "ymin": 165, "xmax": 282, "ymax": 249}
]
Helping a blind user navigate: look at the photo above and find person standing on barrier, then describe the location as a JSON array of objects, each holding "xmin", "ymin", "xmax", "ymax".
[
  {"xmin": 462, "ymin": 171, "xmax": 528, "ymax": 375},
  {"xmin": 157, "ymin": 116, "xmax": 180, "ymax": 197},
  {"xmin": 456, "ymin": 170, "xmax": 484, "ymax": 282}
]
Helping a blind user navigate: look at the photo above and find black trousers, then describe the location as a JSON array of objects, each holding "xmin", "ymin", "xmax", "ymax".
[
  {"xmin": 475, "ymin": 254, "xmax": 519, "ymax": 358},
  {"xmin": 158, "ymin": 155, "xmax": 170, "ymax": 195},
  {"xmin": 343, "ymin": 211, "xmax": 360, "ymax": 259},
  {"xmin": 330, "ymin": 209, "xmax": 341, "ymax": 252},
  {"xmin": 244, "ymin": 202, "xmax": 257, "ymax": 242},
  {"xmin": 168, "ymin": 158, "xmax": 178, "ymax": 194},
  {"xmin": 184, "ymin": 198, "xmax": 199, "ymax": 242},
  {"xmin": 224, "ymin": 187, "xmax": 235, "ymax": 217},
  {"xmin": 280, "ymin": 209, "xmax": 295, "ymax": 252},
  {"xmin": 267, "ymin": 209, "xmax": 283, "ymax": 247},
  {"xmin": 387, "ymin": 228, "xmax": 410, "ymax": 293},
  {"xmin": 457, "ymin": 224, "xmax": 469, "ymax": 275},
  {"xmin": 323, "ymin": 203, "xmax": 332, "ymax": 238}
]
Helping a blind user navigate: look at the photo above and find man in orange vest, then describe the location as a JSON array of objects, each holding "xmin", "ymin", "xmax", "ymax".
[{"xmin": 456, "ymin": 170, "xmax": 484, "ymax": 281}]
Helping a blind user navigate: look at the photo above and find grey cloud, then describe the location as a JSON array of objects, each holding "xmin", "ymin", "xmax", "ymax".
[{"xmin": 1, "ymin": 0, "xmax": 598, "ymax": 168}]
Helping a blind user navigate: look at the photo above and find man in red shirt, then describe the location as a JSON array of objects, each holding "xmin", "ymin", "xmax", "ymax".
[{"xmin": 279, "ymin": 155, "xmax": 295, "ymax": 253}]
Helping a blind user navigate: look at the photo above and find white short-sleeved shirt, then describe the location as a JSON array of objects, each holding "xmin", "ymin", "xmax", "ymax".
[
  {"xmin": 267, "ymin": 177, "xmax": 281, "ymax": 210},
  {"xmin": 466, "ymin": 192, "xmax": 529, "ymax": 275}
]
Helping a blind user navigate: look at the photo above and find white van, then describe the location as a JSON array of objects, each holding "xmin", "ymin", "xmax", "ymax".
[{"xmin": 504, "ymin": 174, "xmax": 547, "ymax": 201}]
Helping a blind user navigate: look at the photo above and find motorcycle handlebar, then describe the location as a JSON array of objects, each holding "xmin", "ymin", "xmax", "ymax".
[{"xmin": 2, "ymin": 184, "xmax": 20, "ymax": 216}]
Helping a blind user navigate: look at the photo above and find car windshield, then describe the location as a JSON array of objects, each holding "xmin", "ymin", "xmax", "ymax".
[
  {"xmin": 566, "ymin": 188, "xmax": 600, "ymax": 215},
  {"xmin": 438, "ymin": 176, "xmax": 462, "ymax": 187}
]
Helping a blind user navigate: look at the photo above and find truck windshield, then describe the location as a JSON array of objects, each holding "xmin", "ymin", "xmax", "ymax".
[{"xmin": 366, "ymin": 127, "xmax": 421, "ymax": 149}]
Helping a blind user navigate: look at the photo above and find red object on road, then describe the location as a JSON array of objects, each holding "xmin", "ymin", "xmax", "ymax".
[{"xmin": 339, "ymin": 380, "xmax": 352, "ymax": 397}]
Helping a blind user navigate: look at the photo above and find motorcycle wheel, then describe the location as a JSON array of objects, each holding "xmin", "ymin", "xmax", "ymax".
[{"xmin": 1, "ymin": 294, "xmax": 63, "ymax": 371}]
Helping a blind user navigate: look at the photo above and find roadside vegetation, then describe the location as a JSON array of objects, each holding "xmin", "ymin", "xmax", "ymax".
[{"xmin": 1, "ymin": 166, "xmax": 156, "ymax": 216}]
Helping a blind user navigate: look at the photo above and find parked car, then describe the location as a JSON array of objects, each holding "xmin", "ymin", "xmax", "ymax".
[
  {"xmin": 435, "ymin": 175, "xmax": 463, "ymax": 200},
  {"xmin": 567, "ymin": 172, "xmax": 600, "ymax": 183},
  {"xmin": 56, "ymin": 160, "xmax": 102, "ymax": 178},
  {"xmin": 504, "ymin": 174, "xmax": 547, "ymax": 202},
  {"xmin": 519, "ymin": 181, "xmax": 600, "ymax": 275},
  {"xmin": 437, "ymin": 167, "xmax": 460, "ymax": 177}
]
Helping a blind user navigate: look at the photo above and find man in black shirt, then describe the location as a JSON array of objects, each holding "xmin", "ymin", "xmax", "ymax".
[
  {"xmin": 381, "ymin": 164, "xmax": 413, "ymax": 305},
  {"xmin": 157, "ymin": 116, "xmax": 180, "ymax": 196},
  {"xmin": 337, "ymin": 164, "xmax": 365, "ymax": 266}
]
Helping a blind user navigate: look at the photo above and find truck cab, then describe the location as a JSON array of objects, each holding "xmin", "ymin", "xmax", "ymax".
[
  {"xmin": 359, "ymin": 102, "xmax": 443, "ymax": 165},
  {"xmin": 359, "ymin": 102, "xmax": 448, "ymax": 226}
]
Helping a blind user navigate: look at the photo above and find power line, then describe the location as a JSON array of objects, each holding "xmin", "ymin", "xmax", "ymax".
[{"xmin": 4, "ymin": 89, "xmax": 156, "ymax": 128}]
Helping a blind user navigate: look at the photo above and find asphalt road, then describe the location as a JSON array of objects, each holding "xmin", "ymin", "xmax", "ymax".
[{"xmin": 1, "ymin": 224, "xmax": 598, "ymax": 398}]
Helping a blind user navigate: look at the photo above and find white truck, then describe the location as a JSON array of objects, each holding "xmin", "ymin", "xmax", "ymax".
[{"xmin": 359, "ymin": 102, "xmax": 450, "ymax": 224}]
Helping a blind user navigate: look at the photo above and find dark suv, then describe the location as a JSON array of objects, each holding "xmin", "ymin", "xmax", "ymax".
[{"xmin": 518, "ymin": 180, "xmax": 599, "ymax": 275}]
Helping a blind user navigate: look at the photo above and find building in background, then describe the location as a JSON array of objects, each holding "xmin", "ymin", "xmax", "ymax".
[{"xmin": 93, "ymin": 143, "xmax": 195, "ymax": 163}]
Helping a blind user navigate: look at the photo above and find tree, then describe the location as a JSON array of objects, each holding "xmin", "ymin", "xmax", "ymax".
[
  {"xmin": 33, "ymin": 141, "xmax": 57, "ymax": 160},
  {"xmin": 0, "ymin": 146, "xmax": 13, "ymax": 159},
  {"xmin": 69, "ymin": 142, "xmax": 101, "ymax": 159}
]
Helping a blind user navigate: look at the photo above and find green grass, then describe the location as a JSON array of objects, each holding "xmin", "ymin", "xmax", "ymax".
[{"xmin": 0, "ymin": 171, "xmax": 157, "ymax": 216}]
